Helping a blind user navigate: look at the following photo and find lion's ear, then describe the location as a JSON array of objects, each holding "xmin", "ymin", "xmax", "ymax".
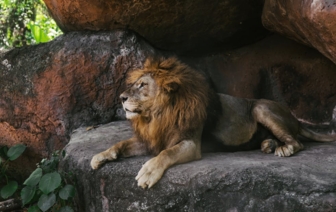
[
  {"xmin": 144, "ymin": 57, "xmax": 179, "ymax": 70},
  {"xmin": 144, "ymin": 57, "xmax": 159, "ymax": 69},
  {"xmin": 158, "ymin": 57, "xmax": 178, "ymax": 70},
  {"xmin": 163, "ymin": 82, "xmax": 179, "ymax": 93}
]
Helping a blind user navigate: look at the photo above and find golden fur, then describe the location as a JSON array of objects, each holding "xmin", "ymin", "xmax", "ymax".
[{"xmin": 91, "ymin": 57, "xmax": 211, "ymax": 188}]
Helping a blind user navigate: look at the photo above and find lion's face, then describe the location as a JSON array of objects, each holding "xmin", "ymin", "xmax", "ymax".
[{"xmin": 120, "ymin": 74, "xmax": 158, "ymax": 119}]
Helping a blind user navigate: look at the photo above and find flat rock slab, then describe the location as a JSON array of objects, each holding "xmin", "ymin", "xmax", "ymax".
[{"xmin": 61, "ymin": 121, "xmax": 336, "ymax": 212}]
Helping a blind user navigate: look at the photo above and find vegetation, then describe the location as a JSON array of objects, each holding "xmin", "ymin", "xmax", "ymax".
[
  {"xmin": 0, "ymin": 144, "xmax": 26, "ymax": 198},
  {"xmin": 0, "ymin": 145, "xmax": 76, "ymax": 212},
  {"xmin": 21, "ymin": 151, "xmax": 76, "ymax": 212},
  {"xmin": 0, "ymin": 0, "xmax": 62, "ymax": 49}
]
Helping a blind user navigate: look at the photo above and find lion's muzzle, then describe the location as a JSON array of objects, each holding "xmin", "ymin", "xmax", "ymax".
[{"xmin": 120, "ymin": 93, "xmax": 128, "ymax": 103}]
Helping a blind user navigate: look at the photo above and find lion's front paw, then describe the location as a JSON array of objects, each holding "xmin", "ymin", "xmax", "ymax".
[
  {"xmin": 135, "ymin": 158, "xmax": 164, "ymax": 189},
  {"xmin": 90, "ymin": 150, "xmax": 117, "ymax": 169}
]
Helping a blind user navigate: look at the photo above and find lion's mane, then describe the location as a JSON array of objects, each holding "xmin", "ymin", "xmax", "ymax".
[{"xmin": 126, "ymin": 57, "xmax": 211, "ymax": 154}]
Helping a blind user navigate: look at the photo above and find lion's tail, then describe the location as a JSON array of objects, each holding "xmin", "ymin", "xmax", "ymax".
[{"xmin": 299, "ymin": 126, "xmax": 336, "ymax": 142}]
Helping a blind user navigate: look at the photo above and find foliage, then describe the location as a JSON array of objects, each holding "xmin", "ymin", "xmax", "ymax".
[
  {"xmin": 0, "ymin": 0, "xmax": 62, "ymax": 49},
  {"xmin": 21, "ymin": 151, "xmax": 76, "ymax": 212},
  {"xmin": 0, "ymin": 144, "xmax": 26, "ymax": 198},
  {"xmin": 1, "ymin": 180, "xmax": 18, "ymax": 199},
  {"xmin": 0, "ymin": 147, "xmax": 76, "ymax": 212}
]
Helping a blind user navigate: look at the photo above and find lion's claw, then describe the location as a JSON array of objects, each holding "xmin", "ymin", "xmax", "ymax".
[
  {"xmin": 91, "ymin": 154, "xmax": 106, "ymax": 169},
  {"xmin": 135, "ymin": 158, "xmax": 164, "ymax": 189},
  {"xmin": 274, "ymin": 145, "xmax": 294, "ymax": 157}
]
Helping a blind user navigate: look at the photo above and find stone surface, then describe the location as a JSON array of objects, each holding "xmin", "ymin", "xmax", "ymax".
[
  {"xmin": 43, "ymin": 0, "xmax": 268, "ymax": 55},
  {"xmin": 262, "ymin": 0, "xmax": 336, "ymax": 65},
  {"xmin": 61, "ymin": 121, "xmax": 336, "ymax": 212},
  {"xmin": 0, "ymin": 30, "xmax": 154, "ymax": 172}
]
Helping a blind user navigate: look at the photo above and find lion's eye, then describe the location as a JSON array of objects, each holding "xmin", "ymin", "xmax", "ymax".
[{"xmin": 138, "ymin": 82, "xmax": 147, "ymax": 89}]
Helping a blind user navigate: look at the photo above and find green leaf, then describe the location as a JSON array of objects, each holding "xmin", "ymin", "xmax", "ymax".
[
  {"xmin": 37, "ymin": 193, "xmax": 56, "ymax": 212},
  {"xmin": 58, "ymin": 206, "xmax": 74, "ymax": 212},
  {"xmin": 7, "ymin": 144, "xmax": 26, "ymax": 161},
  {"xmin": 28, "ymin": 205, "xmax": 40, "ymax": 212},
  {"xmin": 4, "ymin": 0, "xmax": 11, "ymax": 7},
  {"xmin": 39, "ymin": 30, "xmax": 50, "ymax": 43},
  {"xmin": 40, "ymin": 155, "xmax": 59, "ymax": 173},
  {"xmin": 21, "ymin": 185, "xmax": 36, "ymax": 205},
  {"xmin": 30, "ymin": 24, "xmax": 40, "ymax": 43},
  {"xmin": 39, "ymin": 172, "xmax": 61, "ymax": 194},
  {"xmin": 1, "ymin": 181, "xmax": 18, "ymax": 199},
  {"xmin": 24, "ymin": 168, "xmax": 43, "ymax": 186},
  {"xmin": 59, "ymin": 184, "xmax": 75, "ymax": 200}
]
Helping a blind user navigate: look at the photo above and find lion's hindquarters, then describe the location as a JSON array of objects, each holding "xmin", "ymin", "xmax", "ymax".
[
  {"xmin": 213, "ymin": 94, "xmax": 258, "ymax": 146},
  {"xmin": 252, "ymin": 100, "xmax": 304, "ymax": 156},
  {"xmin": 213, "ymin": 94, "xmax": 305, "ymax": 157}
]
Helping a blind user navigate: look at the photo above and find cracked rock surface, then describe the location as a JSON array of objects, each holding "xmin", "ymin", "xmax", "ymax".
[
  {"xmin": 61, "ymin": 121, "xmax": 336, "ymax": 212},
  {"xmin": 0, "ymin": 30, "xmax": 153, "ymax": 174}
]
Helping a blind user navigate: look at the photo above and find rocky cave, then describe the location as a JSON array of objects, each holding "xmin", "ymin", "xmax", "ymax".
[{"xmin": 1, "ymin": 0, "xmax": 336, "ymax": 211}]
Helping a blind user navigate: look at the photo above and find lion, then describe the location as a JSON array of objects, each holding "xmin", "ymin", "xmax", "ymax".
[{"xmin": 91, "ymin": 57, "xmax": 336, "ymax": 189}]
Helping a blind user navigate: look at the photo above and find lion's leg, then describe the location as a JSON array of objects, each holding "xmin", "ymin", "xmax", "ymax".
[
  {"xmin": 252, "ymin": 101, "xmax": 304, "ymax": 157},
  {"xmin": 261, "ymin": 139, "xmax": 280, "ymax": 154},
  {"xmin": 136, "ymin": 139, "xmax": 201, "ymax": 189},
  {"xmin": 90, "ymin": 137, "xmax": 147, "ymax": 169}
]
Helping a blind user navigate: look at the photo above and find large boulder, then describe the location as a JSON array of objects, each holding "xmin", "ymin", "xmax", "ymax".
[
  {"xmin": 61, "ymin": 121, "xmax": 336, "ymax": 211},
  {"xmin": 43, "ymin": 0, "xmax": 268, "ymax": 54},
  {"xmin": 262, "ymin": 0, "xmax": 336, "ymax": 65},
  {"xmin": 0, "ymin": 30, "xmax": 154, "ymax": 172}
]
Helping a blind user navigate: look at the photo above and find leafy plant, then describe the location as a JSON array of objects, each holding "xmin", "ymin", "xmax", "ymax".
[
  {"xmin": 0, "ymin": 144, "xmax": 26, "ymax": 199},
  {"xmin": 21, "ymin": 151, "xmax": 76, "ymax": 212},
  {"xmin": 0, "ymin": 0, "xmax": 62, "ymax": 49},
  {"xmin": 1, "ymin": 147, "xmax": 76, "ymax": 211}
]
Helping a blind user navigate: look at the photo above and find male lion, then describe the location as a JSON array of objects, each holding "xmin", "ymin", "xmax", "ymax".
[{"xmin": 91, "ymin": 57, "xmax": 336, "ymax": 189}]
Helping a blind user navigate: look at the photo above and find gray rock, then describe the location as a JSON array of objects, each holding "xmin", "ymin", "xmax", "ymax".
[{"xmin": 61, "ymin": 121, "xmax": 336, "ymax": 212}]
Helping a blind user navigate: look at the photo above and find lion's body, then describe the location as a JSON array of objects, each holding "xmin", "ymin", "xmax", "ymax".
[{"xmin": 91, "ymin": 57, "xmax": 336, "ymax": 189}]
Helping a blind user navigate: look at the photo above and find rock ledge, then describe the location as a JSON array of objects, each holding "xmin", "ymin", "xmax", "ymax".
[{"xmin": 61, "ymin": 121, "xmax": 336, "ymax": 212}]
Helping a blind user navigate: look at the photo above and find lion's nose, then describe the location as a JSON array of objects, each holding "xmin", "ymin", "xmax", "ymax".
[{"xmin": 120, "ymin": 94, "xmax": 128, "ymax": 103}]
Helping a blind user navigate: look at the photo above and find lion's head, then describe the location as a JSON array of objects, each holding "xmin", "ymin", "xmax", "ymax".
[
  {"xmin": 120, "ymin": 73, "xmax": 158, "ymax": 120},
  {"xmin": 120, "ymin": 57, "xmax": 212, "ymax": 153}
]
